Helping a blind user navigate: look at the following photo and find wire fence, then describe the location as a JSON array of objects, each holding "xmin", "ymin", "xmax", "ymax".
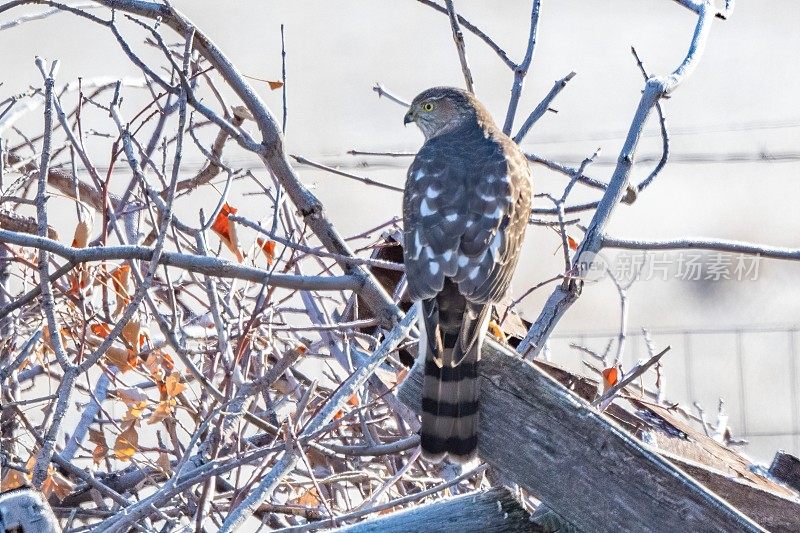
[{"xmin": 550, "ymin": 324, "xmax": 800, "ymax": 462}]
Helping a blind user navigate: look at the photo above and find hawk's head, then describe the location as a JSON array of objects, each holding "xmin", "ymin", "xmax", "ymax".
[{"xmin": 404, "ymin": 87, "xmax": 488, "ymax": 140}]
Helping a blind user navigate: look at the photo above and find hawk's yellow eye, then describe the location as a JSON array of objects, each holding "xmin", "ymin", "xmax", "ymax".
[{"xmin": 421, "ymin": 102, "xmax": 435, "ymax": 112}]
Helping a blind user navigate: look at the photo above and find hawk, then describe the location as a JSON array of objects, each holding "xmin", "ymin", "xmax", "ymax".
[{"xmin": 402, "ymin": 87, "xmax": 532, "ymax": 463}]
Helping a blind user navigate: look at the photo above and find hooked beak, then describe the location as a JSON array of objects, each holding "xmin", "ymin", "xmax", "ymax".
[{"xmin": 403, "ymin": 110, "xmax": 415, "ymax": 126}]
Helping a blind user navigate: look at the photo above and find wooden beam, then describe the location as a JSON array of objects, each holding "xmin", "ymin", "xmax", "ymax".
[
  {"xmin": 334, "ymin": 487, "xmax": 535, "ymax": 533},
  {"xmin": 769, "ymin": 451, "xmax": 800, "ymax": 493},
  {"xmin": 665, "ymin": 452, "xmax": 800, "ymax": 532},
  {"xmin": 398, "ymin": 339, "xmax": 764, "ymax": 532}
]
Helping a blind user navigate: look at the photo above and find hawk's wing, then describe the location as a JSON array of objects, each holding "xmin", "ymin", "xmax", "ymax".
[{"xmin": 402, "ymin": 134, "xmax": 532, "ymax": 306}]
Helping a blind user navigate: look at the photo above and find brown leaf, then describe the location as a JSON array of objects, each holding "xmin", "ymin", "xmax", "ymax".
[
  {"xmin": 164, "ymin": 372, "xmax": 186, "ymax": 398},
  {"xmin": 116, "ymin": 387, "xmax": 148, "ymax": 405},
  {"xmin": 105, "ymin": 346, "xmax": 138, "ymax": 373},
  {"xmin": 161, "ymin": 352, "xmax": 175, "ymax": 372},
  {"xmin": 71, "ymin": 220, "xmax": 91, "ymax": 248},
  {"xmin": 41, "ymin": 469, "xmax": 73, "ymax": 502},
  {"xmin": 88, "ymin": 428, "xmax": 109, "ymax": 465},
  {"xmin": 116, "ymin": 387, "xmax": 149, "ymax": 420},
  {"xmin": 121, "ymin": 319, "xmax": 141, "ymax": 350},
  {"xmin": 148, "ymin": 399, "xmax": 176, "ymax": 425},
  {"xmin": 211, "ymin": 203, "xmax": 244, "ymax": 262},
  {"xmin": 124, "ymin": 400, "xmax": 148, "ymax": 421},
  {"xmin": 267, "ymin": 80, "xmax": 284, "ymax": 90},
  {"xmin": 90, "ymin": 322, "xmax": 112, "ymax": 337},
  {"xmin": 144, "ymin": 353, "xmax": 164, "ymax": 380},
  {"xmin": 487, "ymin": 320, "xmax": 507, "ymax": 343},
  {"xmin": 110, "ymin": 264, "xmax": 132, "ymax": 311},
  {"xmin": 0, "ymin": 469, "xmax": 28, "ymax": 492},
  {"xmin": 295, "ymin": 488, "xmax": 319, "ymax": 507},
  {"xmin": 257, "ymin": 237, "xmax": 277, "ymax": 266},
  {"xmin": 157, "ymin": 451, "xmax": 172, "ymax": 474},
  {"xmin": 113, "ymin": 424, "xmax": 139, "ymax": 461},
  {"xmin": 68, "ymin": 266, "xmax": 92, "ymax": 295}
]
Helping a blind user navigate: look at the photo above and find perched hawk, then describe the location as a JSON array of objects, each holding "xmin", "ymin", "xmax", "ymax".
[{"xmin": 402, "ymin": 87, "xmax": 532, "ymax": 463}]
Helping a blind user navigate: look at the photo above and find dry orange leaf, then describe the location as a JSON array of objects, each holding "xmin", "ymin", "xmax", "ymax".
[
  {"xmin": 2, "ymin": 453, "xmax": 36, "ymax": 491},
  {"xmin": 211, "ymin": 203, "xmax": 244, "ymax": 262},
  {"xmin": 105, "ymin": 346, "xmax": 138, "ymax": 373},
  {"xmin": 161, "ymin": 352, "xmax": 175, "ymax": 372},
  {"xmin": 257, "ymin": 237, "xmax": 277, "ymax": 266},
  {"xmin": 164, "ymin": 372, "xmax": 186, "ymax": 398},
  {"xmin": 89, "ymin": 428, "xmax": 109, "ymax": 465},
  {"xmin": 42, "ymin": 326, "xmax": 68, "ymax": 355},
  {"xmin": 90, "ymin": 322, "xmax": 112, "ymax": 337},
  {"xmin": 124, "ymin": 399, "xmax": 148, "ymax": 421},
  {"xmin": 567, "ymin": 236, "xmax": 579, "ymax": 251},
  {"xmin": 0, "ymin": 468, "xmax": 28, "ymax": 492},
  {"xmin": 121, "ymin": 319, "xmax": 141, "ymax": 350},
  {"xmin": 347, "ymin": 393, "xmax": 360, "ymax": 407},
  {"xmin": 116, "ymin": 387, "xmax": 149, "ymax": 419},
  {"xmin": 116, "ymin": 387, "xmax": 148, "ymax": 406},
  {"xmin": 487, "ymin": 320, "xmax": 507, "ymax": 343},
  {"xmin": 144, "ymin": 353, "xmax": 164, "ymax": 380},
  {"xmin": 295, "ymin": 488, "xmax": 320, "ymax": 507},
  {"xmin": 157, "ymin": 451, "xmax": 172, "ymax": 474},
  {"xmin": 41, "ymin": 469, "xmax": 73, "ymax": 501},
  {"xmin": 69, "ymin": 266, "xmax": 92, "ymax": 295},
  {"xmin": 114, "ymin": 424, "xmax": 139, "ymax": 461},
  {"xmin": 602, "ymin": 366, "xmax": 622, "ymax": 392},
  {"xmin": 148, "ymin": 399, "xmax": 176, "ymax": 425},
  {"xmin": 72, "ymin": 220, "xmax": 91, "ymax": 248},
  {"xmin": 267, "ymin": 80, "xmax": 284, "ymax": 90},
  {"xmin": 110, "ymin": 264, "xmax": 132, "ymax": 310}
]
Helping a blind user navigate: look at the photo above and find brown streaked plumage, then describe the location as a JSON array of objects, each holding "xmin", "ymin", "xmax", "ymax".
[{"xmin": 402, "ymin": 87, "xmax": 532, "ymax": 463}]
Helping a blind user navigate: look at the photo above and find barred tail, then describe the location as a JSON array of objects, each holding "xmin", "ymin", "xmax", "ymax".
[{"xmin": 418, "ymin": 281, "xmax": 489, "ymax": 463}]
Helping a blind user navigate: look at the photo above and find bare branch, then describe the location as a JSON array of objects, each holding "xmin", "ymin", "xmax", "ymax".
[{"xmin": 444, "ymin": 0, "xmax": 475, "ymax": 93}]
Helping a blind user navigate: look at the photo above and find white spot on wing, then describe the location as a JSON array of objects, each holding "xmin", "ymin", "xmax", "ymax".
[
  {"xmin": 429, "ymin": 262, "xmax": 440, "ymax": 275},
  {"xmin": 443, "ymin": 249, "xmax": 453, "ymax": 261},
  {"xmin": 445, "ymin": 212, "xmax": 458, "ymax": 222},
  {"xmin": 466, "ymin": 220, "xmax": 474, "ymax": 228},
  {"xmin": 487, "ymin": 175, "xmax": 497, "ymax": 183},
  {"xmin": 487, "ymin": 206, "xmax": 503, "ymax": 219},
  {"xmin": 469, "ymin": 266, "xmax": 480, "ymax": 279},
  {"xmin": 489, "ymin": 232, "xmax": 503, "ymax": 261},
  {"xmin": 426, "ymin": 187, "xmax": 441, "ymax": 199},
  {"xmin": 420, "ymin": 199, "xmax": 435, "ymax": 217},
  {"xmin": 412, "ymin": 231, "xmax": 422, "ymax": 260},
  {"xmin": 458, "ymin": 255, "xmax": 469, "ymax": 267},
  {"xmin": 480, "ymin": 193, "xmax": 495, "ymax": 201}
]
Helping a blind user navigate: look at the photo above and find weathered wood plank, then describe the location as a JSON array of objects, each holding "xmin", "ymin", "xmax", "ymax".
[
  {"xmin": 334, "ymin": 487, "xmax": 536, "ymax": 533},
  {"xmin": 769, "ymin": 451, "xmax": 800, "ymax": 493},
  {"xmin": 398, "ymin": 339, "xmax": 764, "ymax": 533},
  {"xmin": 628, "ymin": 398, "xmax": 795, "ymax": 497},
  {"xmin": 665, "ymin": 452, "xmax": 800, "ymax": 532}
]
